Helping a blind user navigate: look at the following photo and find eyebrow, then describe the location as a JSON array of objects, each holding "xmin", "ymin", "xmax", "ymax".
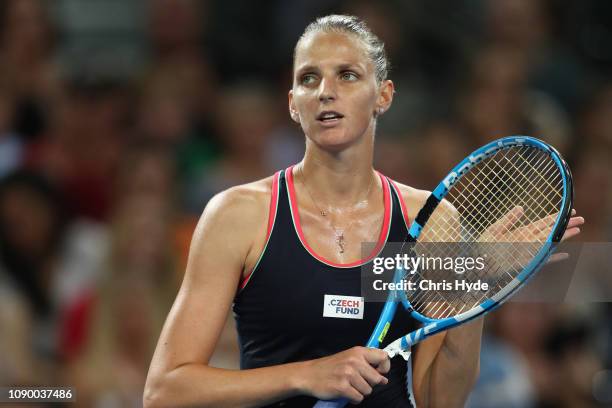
[
  {"xmin": 337, "ymin": 63, "xmax": 363, "ymax": 72},
  {"xmin": 295, "ymin": 65, "xmax": 318, "ymax": 75},
  {"xmin": 295, "ymin": 63, "xmax": 364, "ymax": 75}
]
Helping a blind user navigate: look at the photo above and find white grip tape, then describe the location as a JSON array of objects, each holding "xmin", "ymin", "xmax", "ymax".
[{"xmin": 384, "ymin": 339, "xmax": 411, "ymax": 361}]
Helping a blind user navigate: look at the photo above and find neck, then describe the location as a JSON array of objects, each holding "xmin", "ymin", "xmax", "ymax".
[{"xmin": 298, "ymin": 131, "xmax": 377, "ymax": 206}]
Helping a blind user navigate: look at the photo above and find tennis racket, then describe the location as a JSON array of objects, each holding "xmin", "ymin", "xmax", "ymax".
[{"xmin": 314, "ymin": 135, "xmax": 573, "ymax": 407}]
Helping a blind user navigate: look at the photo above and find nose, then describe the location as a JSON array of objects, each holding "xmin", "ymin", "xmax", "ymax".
[{"xmin": 318, "ymin": 77, "xmax": 337, "ymax": 103}]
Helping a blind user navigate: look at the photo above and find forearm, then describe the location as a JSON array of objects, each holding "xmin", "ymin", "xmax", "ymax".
[
  {"xmin": 144, "ymin": 362, "xmax": 307, "ymax": 408},
  {"xmin": 428, "ymin": 319, "xmax": 483, "ymax": 408}
]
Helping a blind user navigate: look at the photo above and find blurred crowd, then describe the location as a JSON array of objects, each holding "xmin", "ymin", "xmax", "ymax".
[{"xmin": 0, "ymin": 0, "xmax": 610, "ymax": 407}]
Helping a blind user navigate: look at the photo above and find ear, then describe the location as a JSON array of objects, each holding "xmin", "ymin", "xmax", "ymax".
[
  {"xmin": 374, "ymin": 80, "xmax": 394, "ymax": 116},
  {"xmin": 288, "ymin": 90, "xmax": 300, "ymax": 123}
]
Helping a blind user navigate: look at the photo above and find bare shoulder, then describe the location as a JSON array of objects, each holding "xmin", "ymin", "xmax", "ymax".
[
  {"xmin": 147, "ymin": 175, "xmax": 278, "ymax": 386},
  {"xmin": 388, "ymin": 180, "xmax": 430, "ymax": 217},
  {"xmin": 199, "ymin": 176, "xmax": 274, "ymax": 227},
  {"xmin": 190, "ymin": 176, "xmax": 275, "ymax": 267}
]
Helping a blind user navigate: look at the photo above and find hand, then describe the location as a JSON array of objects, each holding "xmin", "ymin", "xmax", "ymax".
[
  {"xmin": 562, "ymin": 209, "xmax": 585, "ymax": 240},
  {"xmin": 478, "ymin": 207, "xmax": 584, "ymax": 271},
  {"xmin": 299, "ymin": 346, "xmax": 390, "ymax": 404},
  {"xmin": 549, "ymin": 209, "xmax": 584, "ymax": 262},
  {"xmin": 478, "ymin": 207, "xmax": 581, "ymax": 242}
]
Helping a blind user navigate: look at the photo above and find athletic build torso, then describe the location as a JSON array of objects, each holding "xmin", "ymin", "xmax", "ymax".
[{"xmin": 234, "ymin": 167, "xmax": 418, "ymax": 407}]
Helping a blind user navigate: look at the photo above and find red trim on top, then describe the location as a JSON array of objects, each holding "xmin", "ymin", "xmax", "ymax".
[
  {"xmin": 388, "ymin": 179, "xmax": 411, "ymax": 229},
  {"xmin": 239, "ymin": 171, "xmax": 281, "ymax": 290},
  {"xmin": 286, "ymin": 165, "xmax": 391, "ymax": 268},
  {"xmin": 265, "ymin": 172, "xmax": 281, "ymax": 238}
]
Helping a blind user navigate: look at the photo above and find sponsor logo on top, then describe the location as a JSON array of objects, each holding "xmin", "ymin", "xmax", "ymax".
[{"xmin": 323, "ymin": 294, "xmax": 364, "ymax": 319}]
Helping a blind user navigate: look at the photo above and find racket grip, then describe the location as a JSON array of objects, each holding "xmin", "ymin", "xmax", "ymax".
[{"xmin": 312, "ymin": 398, "xmax": 348, "ymax": 408}]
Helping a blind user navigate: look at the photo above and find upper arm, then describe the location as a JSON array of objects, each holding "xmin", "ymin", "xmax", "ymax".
[
  {"xmin": 147, "ymin": 184, "xmax": 269, "ymax": 379},
  {"xmin": 393, "ymin": 181, "xmax": 460, "ymax": 242},
  {"xmin": 394, "ymin": 183, "xmax": 459, "ymax": 404}
]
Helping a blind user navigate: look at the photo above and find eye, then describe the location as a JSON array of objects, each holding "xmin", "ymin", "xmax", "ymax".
[
  {"xmin": 300, "ymin": 73, "xmax": 318, "ymax": 85},
  {"xmin": 340, "ymin": 71, "xmax": 358, "ymax": 81}
]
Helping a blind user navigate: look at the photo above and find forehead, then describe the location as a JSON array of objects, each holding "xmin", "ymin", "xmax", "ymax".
[{"xmin": 294, "ymin": 31, "xmax": 372, "ymax": 72}]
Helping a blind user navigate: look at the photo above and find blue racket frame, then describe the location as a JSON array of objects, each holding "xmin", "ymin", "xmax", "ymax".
[{"xmin": 314, "ymin": 136, "xmax": 573, "ymax": 408}]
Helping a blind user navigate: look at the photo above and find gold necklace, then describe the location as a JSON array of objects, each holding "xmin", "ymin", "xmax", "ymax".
[{"xmin": 299, "ymin": 166, "xmax": 375, "ymax": 254}]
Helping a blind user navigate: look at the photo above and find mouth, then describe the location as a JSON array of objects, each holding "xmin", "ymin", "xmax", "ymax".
[{"xmin": 316, "ymin": 110, "xmax": 345, "ymax": 124}]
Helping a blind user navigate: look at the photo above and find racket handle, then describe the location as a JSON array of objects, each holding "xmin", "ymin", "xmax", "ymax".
[{"xmin": 313, "ymin": 398, "xmax": 348, "ymax": 408}]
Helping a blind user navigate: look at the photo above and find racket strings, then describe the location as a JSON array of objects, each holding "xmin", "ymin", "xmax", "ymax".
[
  {"xmin": 414, "ymin": 147, "xmax": 560, "ymax": 316},
  {"xmin": 498, "ymin": 149, "xmax": 563, "ymax": 214},
  {"xmin": 416, "ymin": 147, "xmax": 550, "ymax": 244},
  {"xmin": 447, "ymin": 147, "xmax": 561, "ymax": 243},
  {"xmin": 456, "ymin": 147, "xmax": 561, "ymax": 239},
  {"xmin": 406, "ymin": 145, "xmax": 564, "ymax": 319}
]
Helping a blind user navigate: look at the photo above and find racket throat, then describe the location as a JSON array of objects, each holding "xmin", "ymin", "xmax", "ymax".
[{"xmin": 384, "ymin": 339, "xmax": 412, "ymax": 361}]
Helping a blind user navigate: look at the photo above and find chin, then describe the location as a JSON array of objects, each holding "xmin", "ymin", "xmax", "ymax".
[{"xmin": 308, "ymin": 127, "xmax": 363, "ymax": 151}]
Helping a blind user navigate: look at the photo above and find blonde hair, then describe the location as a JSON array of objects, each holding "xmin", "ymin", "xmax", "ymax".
[{"xmin": 295, "ymin": 14, "xmax": 390, "ymax": 83}]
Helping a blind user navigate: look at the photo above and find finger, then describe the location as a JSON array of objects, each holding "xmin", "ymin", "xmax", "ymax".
[
  {"xmin": 542, "ymin": 216, "xmax": 583, "ymax": 242},
  {"xmin": 517, "ymin": 215, "xmax": 583, "ymax": 241},
  {"xmin": 374, "ymin": 356, "xmax": 391, "ymax": 375},
  {"xmin": 522, "ymin": 213, "xmax": 557, "ymax": 234},
  {"xmin": 571, "ymin": 209, "xmax": 576, "ymax": 216},
  {"xmin": 566, "ymin": 216, "xmax": 585, "ymax": 229},
  {"xmin": 532, "ymin": 213, "xmax": 582, "ymax": 231},
  {"xmin": 561, "ymin": 227, "xmax": 581, "ymax": 242},
  {"xmin": 489, "ymin": 206, "xmax": 524, "ymax": 236},
  {"xmin": 511, "ymin": 222, "xmax": 551, "ymax": 241},
  {"xmin": 547, "ymin": 252, "xmax": 569, "ymax": 264},
  {"xmin": 349, "ymin": 375, "xmax": 373, "ymax": 398},
  {"xmin": 363, "ymin": 348, "xmax": 391, "ymax": 367},
  {"xmin": 358, "ymin": 362, "xmax": 389, "ymax": 388},
  {"xmin": 343, "ymin": 385, "xmax": 365, "ymax": 405}
]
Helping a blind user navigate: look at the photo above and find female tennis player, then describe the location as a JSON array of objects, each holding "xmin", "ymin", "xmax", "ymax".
[{"xmin": 144, "ymin": 15, "xmax": 584, "ymax": 408}]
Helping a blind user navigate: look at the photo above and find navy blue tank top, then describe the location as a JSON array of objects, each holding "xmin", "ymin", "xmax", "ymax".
[{"xmin": 233, "ymin": 166, "xmax": 418, "ymax": 407}]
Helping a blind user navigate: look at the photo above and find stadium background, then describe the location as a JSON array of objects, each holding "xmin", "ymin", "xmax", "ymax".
[{"xmin": 0, "ymin": 0, "xmax": 610, "ymax": 406}]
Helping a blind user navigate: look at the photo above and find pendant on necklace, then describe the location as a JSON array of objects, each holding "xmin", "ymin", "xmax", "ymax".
[{"xmin": 335, "ymin": 231, "xmax": 345, "ymax": 254}]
